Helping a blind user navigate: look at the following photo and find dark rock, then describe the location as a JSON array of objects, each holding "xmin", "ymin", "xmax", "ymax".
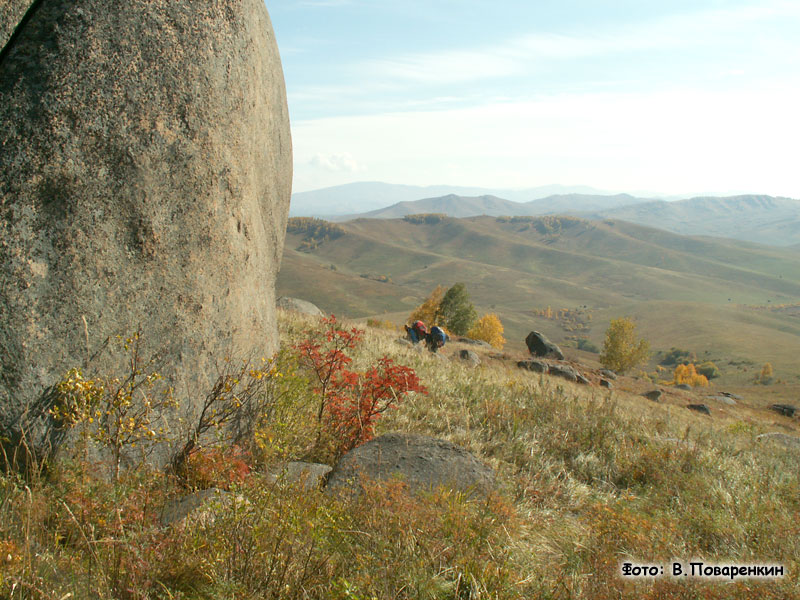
[
  {"xmin": 600, "ymin": 379, "xmax": 613, "ymax": 389},
  {"xmin": 326, "ymin": 433, "xmax": 495, "ymax": 497},
  {"xmin": 720, "ymin": 391, "xmax": 743, "ymax": 400},
  {"xmin": 576, "ymin": 374, "xmax": 591, "ymax": 385},
  {"xmin": 268, "ymin": 461, "xmax": 332, "ymax": 491},
  {"xmin": 643, "ymin": 390, "xmax": 663, "ymax": 402},
  {"xmin": 769, "ymin": 404, "xmax": 796, "ymax": 417},
  {"xmin": 687, "ymin": 404, "xmax": 711, "ymax": 415},
  {"xmin": 456, "ymin": 349, "xmax": 481, "ymax": 367},
  {"xmin": 549, "ymin": 364, "xmax": 579, "ymax": 383},
  {"xmin": 0, "ymin": 0, "xmax": 291, "ymax": 462},
  {"xmin": 277, "ymin": 297, "xmax": 324, "ymax": 317},
  {"xmin": 599, "ymin": 369, "xmax": 617, "ymax": 380},
  {"xmin": 525, "ymin": 331, "xmax": 564, "ymax": 360},
  {"xmin": 675, "ymin": 383, "xmax": 692, "ymax": 391},
  {"xmin": 456, "ymin": 337, "xmax": 492, "ymax": 349},
  {"xmin": 517, "ymin": 359, "xmax": 549, "ymax": 374}
]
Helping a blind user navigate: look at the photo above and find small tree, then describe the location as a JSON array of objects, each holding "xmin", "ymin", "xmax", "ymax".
[
  {"xmin": 600, "ymin": 317, "xmax": 650, "ymax": 374},
  {"xmin": 467, "ymin": 313, "xmax": 506, "ymax": 349},
  {"xmin": 757, "ymin": 363, "xmax": 774, "ymax": 385},
  {"xmin": 436, "ymin": 283, "xmax": 477, "ymax": 335},
  {"xmin": 673, "ymin": 363, "xmax": 709, "ymax": 387},
  {"xmin": 409, "ymin": 284, "xmax": 446, "ymax": 325}
]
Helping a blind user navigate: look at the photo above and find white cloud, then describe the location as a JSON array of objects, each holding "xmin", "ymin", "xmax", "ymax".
[
  {"xmin": 309, "ymin": 152, "xmax": 365, "ymax": 173},
  {"xmin": 292, "ymin": 86, "xmax": 800, "ymax": 198}
]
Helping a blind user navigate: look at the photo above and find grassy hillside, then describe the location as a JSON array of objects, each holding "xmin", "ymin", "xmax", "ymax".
[
  {"xmin": 592, "ymin": 195, "xmax": 800, "ymax": 247},
  {"xmin": 2, "ymin": 311, "xmax": 798, "ymax": 598},
  {"xmin": 278, "ymin": 215, "xmax": 800, "ymax": 386}
]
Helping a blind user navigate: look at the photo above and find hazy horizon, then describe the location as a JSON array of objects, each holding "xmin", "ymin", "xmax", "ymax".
[{"xmin": 270, "ymin": 1, "xmax": 800, "ymax": 198}]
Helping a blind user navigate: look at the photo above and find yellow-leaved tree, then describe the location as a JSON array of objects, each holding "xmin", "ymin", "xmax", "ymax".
[
  {"xmin": 600, "ymin": 317, "xmax": 650, "ymax": 374},
  {"xmin": 673, "ymin": 363, "xmax": 709, "ymax": 387},
  {"xmin": 408, "ymin": 285, "xmax": 445, "ymax": 325},
  {"xmin": 466, "ymin": 313, "xmax": 506, "ymax": 349}
]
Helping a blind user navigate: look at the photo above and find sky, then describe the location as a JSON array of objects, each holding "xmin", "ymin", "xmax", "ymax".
[{"xmin": 268, "ymin": 0, "xmax": 800, "ymax": 198}]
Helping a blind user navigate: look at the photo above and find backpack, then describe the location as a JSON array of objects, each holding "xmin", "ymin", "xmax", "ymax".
[
  {"xmin": 413, "ymin": 320, "xmax": 428, "ymax": 335},
  {"xmin": 430, "ymin": 326, "xmax": 447, "ymax": 345}
]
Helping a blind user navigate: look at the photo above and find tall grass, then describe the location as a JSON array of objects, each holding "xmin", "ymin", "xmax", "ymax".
[{"xmin": 0, "ymin": 310, "xmax": 797, "ymax": 598}]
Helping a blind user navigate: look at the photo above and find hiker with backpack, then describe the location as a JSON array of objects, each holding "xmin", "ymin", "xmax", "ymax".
[{"xmin": 404, "ymin": 320, "xmax": 449, "ymax": 352}]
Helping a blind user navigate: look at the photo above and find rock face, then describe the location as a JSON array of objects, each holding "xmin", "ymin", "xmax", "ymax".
[
  {"xmin": 517, "ymin": 359, "xmax": 549, "ymax": 373},
  {"xmin": 525, "ymin": 331, "xmax": 564, "ymax": 360},
  {"xmin": 277, "ymin": 296, "xmax": 325, "ymax": 317},
  {"xmin": 326, "ymin": 433, "xmax": 495, "ymax": 497},
  {"xmin": 0, "ymin": 0, "xmax": 292, "ymax": 458},
  {"xmin": 1, "ymin": 0, "xmax": 32, "ymax": 50}
]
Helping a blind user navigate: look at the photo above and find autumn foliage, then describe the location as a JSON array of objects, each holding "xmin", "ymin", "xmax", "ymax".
[
  {"xmin": 409, "ymin": 284, "xmax": 446, "ymax": 326},
  {"xmin": 600, "ymin": 317, "xmax": 650, "ymax": 374},
  {"xmin": 672, "ymin": 364, "xmax": 709, "ymax": 388},
  {"xmin": 467, "ymin": 313, "xmax": 506, "ymax": 349},
  {"xmin": 296, "ymin": 316, "xmax": 427, "ymax": 459}
]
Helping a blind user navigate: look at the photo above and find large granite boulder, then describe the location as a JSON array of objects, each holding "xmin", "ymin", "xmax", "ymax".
[
  {"xmin": 326, "ymin": 433, "xmax": 495, "ymax": 497},
  {"xmin": 0, "ymin": 0, "xmax": 292, "ymax": 460},
  {"xmin": 277, "ymin": 296, "xmax": 325, "ymax": 317},
  {"xmin": 525, "ymin": 331, "xmax": 564, "ymax": 360}
]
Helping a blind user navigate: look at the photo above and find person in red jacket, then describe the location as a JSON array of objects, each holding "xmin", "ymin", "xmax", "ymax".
[{"xmin": 404, "ymin": 320, "xmax": 428, "ymax": 344}]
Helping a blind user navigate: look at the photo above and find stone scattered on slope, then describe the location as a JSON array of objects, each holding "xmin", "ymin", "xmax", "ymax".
[
  {"xmin": 456, "ymin": 337, "xmax": 493, "ymax": 349},
  {"xmin": 643, "ymin": 390, "xmax": 663, "ymax": 402},
  {"xmin": 599, "ymin": 369, "xmax": 617, "ymax": 380},
  {"xmin": 160, "ymin": 488, "xmax": 232, "ymax": 527},
  {"xmin": 709, "ymin": 395, "xmax": 736, "ymax": 406},
  {"xmin": 756, "ymin": 432, "xmax": 800, "ymax": 449},
  {"xmin": 456, "ymin": 349, "xmax": 481, "ymax": 367},
  {"xmin": 525, "ymin": 331, "xmax": 564, "ymax": 360},
  {"xmin": 277, "ymin": 296, "xmax": 325, "ymax": 317},
  {"xmin": 769, "ymin": 404, "xmax": 797, "ymax": 418},
  {"xmin": 268, "ymin": 461, "xmax": 332, "ymax": 491},
  {"xmin": 719, "ymin": 391, "xmax": 743, "ymax": 400},
  {"xmin": 0, "ymin": 0, "xmax": 292, "ymax": 461},
  {"xmin": 675, "ymin": 383, "xmax": 692, "ymax": 391},
  {"xmin": 600, "ymin": 379, "xmax": 613, "ymax": 389},
  {"xmin": 687, "ymin": 404, "xmax": 711, "ymax": 416},
  {"xmin": 326, "ymin": 433, "xmax": 495, "ymax": 497},
  {"xmin": 517, "ymin": 359, "xmax": 549, "ymax": 374}
]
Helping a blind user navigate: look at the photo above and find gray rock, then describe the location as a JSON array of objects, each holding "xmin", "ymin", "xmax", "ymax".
[
  {"xmin": 687, "ymin": 404, "xmax": 711, "ymax": 416},
  {"xmin": 0, "ymin": 0, "xmax": 292, "ymax": 463},
  {"xmin": 599, "ymin": 369, "xmax": 617, "ymax": 380},
  {"xmin": 456, "ymin": 337, "xmax": 492, "ymax": 349},
  {"xmin": 675, "ymin": 383, "xmax": 692, "ymax": 391},
  {"xmin": 1, "ymin": 0, "xmax": 32, "ymax": 51},
  {"xmin": 517, "ymin": 359, "xmax": 549, "ymax": 374},
  {"xmin": 756, "ymin": 433, "xmax": 800, "ymax": 449},
  {"xmin": 160, "ymin": 488, "xmax": 225, "ymax": 527},
  {"xmin": 268, "ymin": 461, "xmax": 332, "ymax": 491},
  {"xmin": 643, "ymin": 390, "xmax": 663, "ymax": 402},
  {"xmin": 600, "ymin": 379, "xmax": 613, "ymax": 389},
  {"xmin": 709, "ymin": 395, "xmax": 736, "ymax": 406},
  {"xmin": 277, "ymin": 296, "xmax": 325, "ymax": 317},
  {"xmin": 326, "ymin": 433, "xmax": 495, "ymax": 497},
  {"xmin": 525, "ymin": 331, "xmax": 564, "ymax": 360},
  {"xmin": 549, "ymin": 364, "xmax": 580, "ymax": 383},
  {"xmin": 719, "ymin": 391, "xmax": 743, "ymax": 400},
  {"xmin": 769, "ymin": 404, "xmax": 796, "ymax": 418},
  {"xmin": 456, "ymin": 349, "xmax": 481, "ymax": 367}
]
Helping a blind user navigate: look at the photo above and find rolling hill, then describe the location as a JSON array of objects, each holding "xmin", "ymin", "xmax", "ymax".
[
  {"xmin": 278, "ymin": 215, "xmax": 800, "ymax": 384},
  {"xmin": 586, "ymin": 195, "xmax": 800, "ymax": 247},
  {"xmin": 289, "ymin": 181, "xmax": 611, "ymax": 217}
]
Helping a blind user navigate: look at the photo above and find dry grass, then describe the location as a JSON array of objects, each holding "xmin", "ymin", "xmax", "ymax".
[{"xmin": 1, "ymin": 310, "xmax": 798, "ymax": 599}]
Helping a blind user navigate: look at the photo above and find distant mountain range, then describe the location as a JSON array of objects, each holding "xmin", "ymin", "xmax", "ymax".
[
  {"xmin": 289, "ymin": 182, "xmax": 611, "ymax": 217},
  {"xmin": 347, "ymin": 193, "xmax": 648, "ymax": 220}
]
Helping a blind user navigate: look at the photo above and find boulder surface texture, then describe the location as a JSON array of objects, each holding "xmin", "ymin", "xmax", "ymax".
[
  {"xmin": 326, "ymin": 433, "xmax": 495, "ymax": 497},
  {"xmin": 0, "ymin": 0, "xmax": 292, "ymax": 455},
  {"xmin": 525, "ymin": 331, "xmax": 564, "ymax": 360}
]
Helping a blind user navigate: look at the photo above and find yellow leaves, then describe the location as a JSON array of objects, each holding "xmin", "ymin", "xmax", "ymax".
[
  {"xmin": 672, "ymin": 363, "xmax": 709, "ymax": 387},
  {"xmin": 600, "ymin": 317, "xmax": 650, "ymax": 374},
  {"xmin": 466, "ymin": 313, "xmax": 506, "ymax": 350},
  {"xmin": 409, "ymin": 284, "xmax": 446, "ymax": 326}
]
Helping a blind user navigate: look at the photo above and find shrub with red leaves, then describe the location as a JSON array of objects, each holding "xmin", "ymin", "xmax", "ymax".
[{"xmin": 296, "ymin": 316, "xmax": 427, "ymax": 458}]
